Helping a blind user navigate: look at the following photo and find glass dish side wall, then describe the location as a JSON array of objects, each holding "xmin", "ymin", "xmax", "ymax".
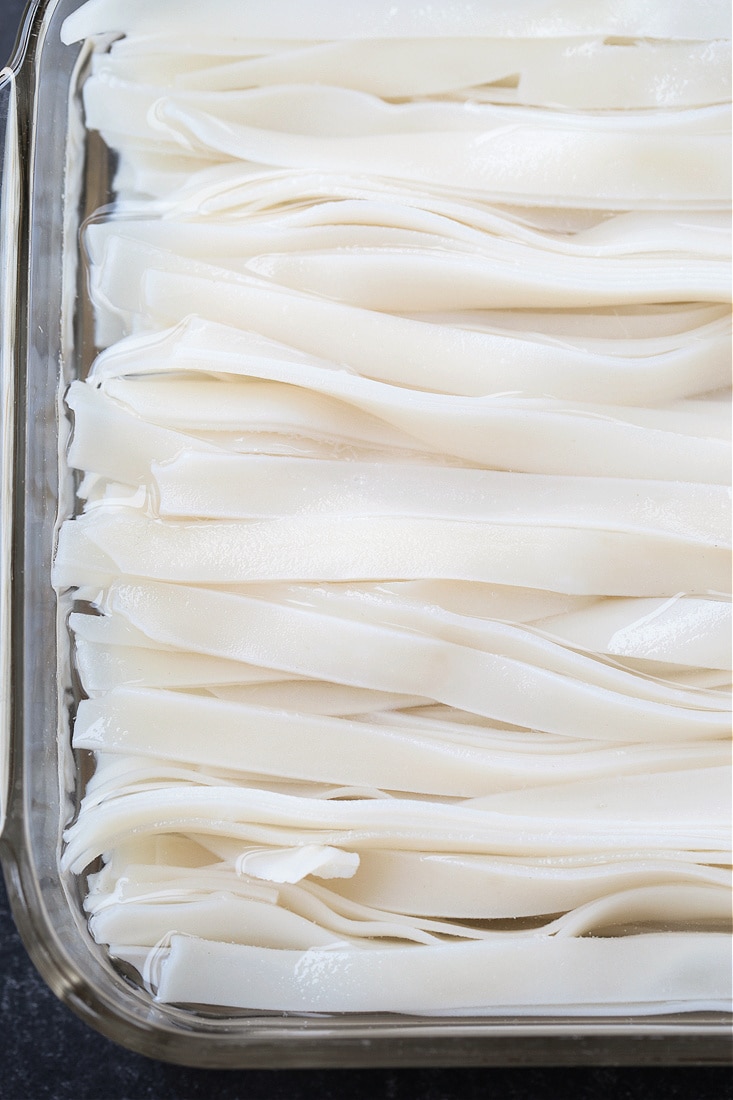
[{"xmin": 0, "ymin": 0, "xmax": 729, "ymax": 1067}]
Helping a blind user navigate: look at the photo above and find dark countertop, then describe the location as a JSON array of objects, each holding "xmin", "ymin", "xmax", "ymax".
[{"xmin": 0, "ymin": 3, "xmax": 730, "ymax": 1097}]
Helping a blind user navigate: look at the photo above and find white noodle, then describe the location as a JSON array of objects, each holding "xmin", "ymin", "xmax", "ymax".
[{"xmin": 57, "ymin": 0, "xmax": 732, "ymax": 1016}]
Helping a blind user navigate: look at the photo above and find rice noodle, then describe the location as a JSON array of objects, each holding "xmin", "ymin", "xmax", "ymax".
[{"xmin": 57, "ymin": 0, "xmax": 732, "ymax": 1016}]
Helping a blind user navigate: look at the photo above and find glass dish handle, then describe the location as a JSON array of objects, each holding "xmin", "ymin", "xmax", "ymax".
[{"xmin": 0, "ymin": 69, "xmax": 20, "ymax": 840}]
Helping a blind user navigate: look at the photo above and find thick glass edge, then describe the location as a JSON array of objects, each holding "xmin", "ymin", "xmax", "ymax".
[
  {"xmin": 0, "ymin": 0, "xmax": 730, "ymax": 1069},
  {"xmin": 0, "ymin": 0, "xmax": 45, "ymax": 841},
  {"xmin": 0, "ymin": 79, "xmax": 19, "ymax": 839},
  {"xmin": 2, "ymin": 0, "xmax": 46, "ymax": 76}
]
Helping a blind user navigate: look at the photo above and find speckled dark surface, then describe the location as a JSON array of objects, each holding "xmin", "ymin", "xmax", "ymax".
[{"xmin": 1, "ymin": 3, "xmax": 731, "ymax": 1097}]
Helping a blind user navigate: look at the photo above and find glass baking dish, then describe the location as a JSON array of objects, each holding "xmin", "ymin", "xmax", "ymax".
[{"xmin": 0, "ymin": 0, "xmax": 731, "ymax": 1067}]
